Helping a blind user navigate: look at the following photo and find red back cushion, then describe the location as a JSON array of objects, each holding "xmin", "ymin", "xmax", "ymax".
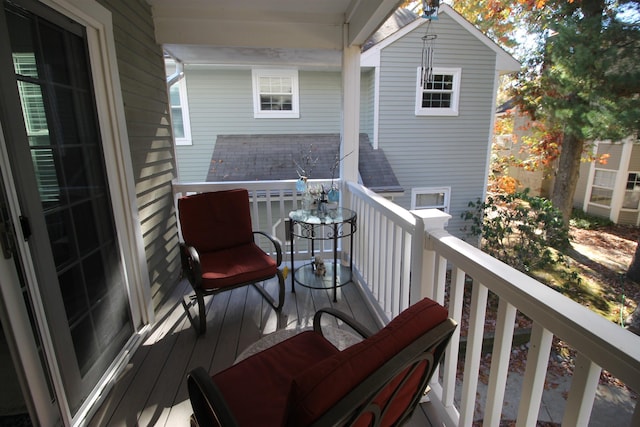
[
  {"xmin": 178, "ymin": 189, "xmax": 253, "ymax": 252},
  {"xmin": 288, "ymin": 298, "xmax": 448, "ymax": 426}
]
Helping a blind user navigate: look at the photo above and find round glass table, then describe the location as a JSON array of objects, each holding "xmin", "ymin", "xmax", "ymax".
[{"xmin": 288, "ymin": 207, "xmax": 357, "ymax": 302}]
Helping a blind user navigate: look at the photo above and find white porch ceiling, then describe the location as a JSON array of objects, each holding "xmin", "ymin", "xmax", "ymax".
[{"xmin": 147, "ymin": 0, "xmax": 404, "ymax": 66}]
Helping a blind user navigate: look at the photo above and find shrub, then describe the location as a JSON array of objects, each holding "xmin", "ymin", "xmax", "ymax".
[
  {"xmin": 461, "ymin": 189, "xmax": 570, "ymax": 272},
  {"xmin": 570, "ymin": 209, "xmax": 613, "ymax": 230}
]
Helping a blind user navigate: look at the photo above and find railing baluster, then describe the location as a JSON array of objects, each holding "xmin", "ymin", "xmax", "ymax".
[
  {"xmin": 442, "ymin": 266, "xmax": 465, "ymax": 407},
  {"xmin": 516, "ymin": 323, "xmax": 553, "ymax": 427},
  {"xmin": 562, "ymin": 353, "xmax": 600, "ymax": 426},
  {"xmin": 434, "ymin": 254, "xmax": 447, "ymax": 306},
  {"xmin": 459, "ymin": 281, "xmax": 489, "ymax": 427},
  {"xmin": 485, "ymin": 299, "xmax": 517, "ymax": 427}
]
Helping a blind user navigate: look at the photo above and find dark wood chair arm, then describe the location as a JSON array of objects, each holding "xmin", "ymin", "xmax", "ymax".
[
  {"xmin": 180, "ymin": 243, "xmax": 203, "ymax": 288},
  {"xmin": 187, "ymin": 367, "xmax": 239, "ymax": 427},
  {"xmin": 313, "ymin": 308, "xmax": 375, "ymax": 339},
  {"xmin": 253, "ymin": 231, "xmax": 283, "ymax": 266}
]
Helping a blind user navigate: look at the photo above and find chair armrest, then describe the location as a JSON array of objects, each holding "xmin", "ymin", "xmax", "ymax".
[
  {"xmin": 180, "ymin": 243, "xmax": 203, "ymax": 288},
  {"xmin": 253, "ymin": 231, "xmax": 283, "ymax": 266},
  {"xmin": 187, "ymin": 367, "xmax": 239, "ymax": 427},
  {"xmin": 313, "ymin": 308, "xmax": 375, "ymax": 339}
]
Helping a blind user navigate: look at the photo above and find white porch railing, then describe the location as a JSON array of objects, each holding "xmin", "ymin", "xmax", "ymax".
[{"xmin": 172, "ymin": 179, "xmax": 640, "ymax": 426}]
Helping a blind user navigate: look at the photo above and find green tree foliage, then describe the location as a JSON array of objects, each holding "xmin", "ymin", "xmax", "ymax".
[
  {"xmin": 461, "ymin": 190, "xmax": 570, "ymax": 272},
  {"xmin": 453, "ymin": 0, "xmax": 640, "ymax": 225}
]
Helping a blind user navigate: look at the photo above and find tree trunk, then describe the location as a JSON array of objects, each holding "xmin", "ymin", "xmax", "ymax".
[
  {"xmin": 551, "ymin": 133, "xmax": 584, "ymax": 226},
  {"xmin": 628, "ymin": 238, "xmax": 640, "ymax": 283}
]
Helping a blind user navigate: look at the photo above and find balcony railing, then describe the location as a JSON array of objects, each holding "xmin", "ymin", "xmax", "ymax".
[{"xmin": 172, "ymin": 179, "xmax": 640, "ymax": 426}]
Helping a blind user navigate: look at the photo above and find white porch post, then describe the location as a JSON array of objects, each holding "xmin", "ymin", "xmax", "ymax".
[{"xmin": 341, "ymin": 26, "xmax": 361, "ymax": 184}]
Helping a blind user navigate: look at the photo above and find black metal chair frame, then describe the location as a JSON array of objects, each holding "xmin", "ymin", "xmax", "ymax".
[
  {"xmin": 187, "ymin": 307, "xmax": 457, "ymax": 426},
  {"xmin": 180, "ymin": 230, "xmax": 285, "ymax": 335}
]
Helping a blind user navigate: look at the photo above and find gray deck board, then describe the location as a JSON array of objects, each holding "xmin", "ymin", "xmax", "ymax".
[{"xmin": 88, "ymin": 277, "xmax": 435, "ymax": 426}]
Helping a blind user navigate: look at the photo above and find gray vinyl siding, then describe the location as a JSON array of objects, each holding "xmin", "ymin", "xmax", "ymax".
[
  {"xmin": 360, "ymin": 69, "xmax": 375, "ymax": 141},
  {"xmin": 375, "ymin": 13, "xmax": 497, "ymax": 237},
  {"xmin": 629, "ymin": 144, "xmax": 640, "ymax": 170},
  {"xmin": 618, "ymin": 211, "xmax": 638, "ymax": 226},
  {"xmin": 176, "ymin": 69, "xmax": 342, "ymax": 181},
  {"xmin": 574, "ymin": 162, "xmax": 591, "ymax": 208},
  {"xmin": 99, "ymin": 0, "xmax": 180, "ymax": 310},
  {"xmin": 621, "ymin": 144, "xmax": 640, "ymax": 225}
]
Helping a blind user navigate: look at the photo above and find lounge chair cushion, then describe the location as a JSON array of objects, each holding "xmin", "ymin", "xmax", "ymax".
[
  {"xmin": 179, "ymin": 189, "xmax": 253, "ymax": 253},
  {"xmin": 198, "ymin": 243, "xmax": 277, "ymax": 289},
  {"xmin": 288, "ymin": 298, "xmax": 448, "ymax": 426},
  {"xmin": 211, "ymin": 331, "xmax": 339, "ymax": 426}
]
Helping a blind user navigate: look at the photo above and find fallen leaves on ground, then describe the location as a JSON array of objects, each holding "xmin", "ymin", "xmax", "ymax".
[{"xmin": 451, "ymin": 223, "xmax": 640, "ymax": 398}]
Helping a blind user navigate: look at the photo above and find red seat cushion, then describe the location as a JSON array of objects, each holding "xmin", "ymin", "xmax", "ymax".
[
  {"xmin": 199, "ymin": 243, "xmax": 277, "ymax": 289},
  {"xmin": 288, "ymin": 298, "xmax": 448, "ymax": 426},
  {"xmin": 212, "ymin": 331, "xmax": 339, "ymax": 426}
]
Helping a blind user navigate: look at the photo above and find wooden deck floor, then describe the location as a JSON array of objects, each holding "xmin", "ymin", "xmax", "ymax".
[{"xmin": 88, "ymin": 276, "xmax": 437, "ymax": 426}]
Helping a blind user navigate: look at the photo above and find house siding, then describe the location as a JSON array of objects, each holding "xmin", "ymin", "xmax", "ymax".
[
  {"xmin": 575, "ymin": 161, "xmax": 590, "ymax": 209},
  {"xmin": 375, "ymin": 13, "xmax": 497, "ymax": 236},
  {"xmin": 177, "ymin": 69, "xmax": 343, "ymax": 181},
  {"xmin": 630, "ymin": 144, "xmax": 640, "ymax": 170},
  {"xmin": 621, "ymin": 144, "xmax": 640, "ymax": 226},
  {"xmin": 360, "ymin": 69, "xmax": 375, "ymax": 141},
  {"xmin": 99, "ymin": 0, "xmax": 180, "ymax": 309}
]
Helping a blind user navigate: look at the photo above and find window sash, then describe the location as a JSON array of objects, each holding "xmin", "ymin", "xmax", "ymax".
[
  {"xmin": 623, "ymin": 172, "xmax": 640, "ymax": 210},
  {"xmin": 411, "ymin": 187, "xmax": 451, "ymax": 212},
  {"xmin": 169, "ymin": 78, "xmax": 191, "ymax": 145},
  {"xmin": 252, "ymin": 69, "xmax": 299, "ymax": 118},
  {"xmin": 415, "ymin": 68, "xmax": 460, "ymax": 116}
]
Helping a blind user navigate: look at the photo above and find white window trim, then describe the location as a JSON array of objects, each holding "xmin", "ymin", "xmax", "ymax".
[
  {"xmin": 411, "ymin": 187, "xmax": 451, "ymax": 213},
  {"xmin": 415, "ymin": 67, "xmax": 461, "ymax": 117},
  {"xmin": 170, "ymin": 77, "xmax": 192, "ymax": 146},
  {"xmin": 252, "ymin": 69, "xmax": 300, "ymax": 119},
  {"xmin": 622, "ymin": 171, "xmax": 640, "ymax": 211},
  {"xmin": 588, "ymin": 168, "xmax": 617, "ymax": 208}
]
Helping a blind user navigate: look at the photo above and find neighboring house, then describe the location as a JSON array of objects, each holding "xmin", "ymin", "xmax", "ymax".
[
  {"xmin": 169, "ymin": 4, "xmax": 521, "ymax": 236},
  {"xmin": 576, "ymin": 137, "xmax": 640, "ymax": 226}
]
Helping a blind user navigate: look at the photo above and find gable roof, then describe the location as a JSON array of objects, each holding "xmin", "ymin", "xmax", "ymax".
[
  {"xmin": 362, "ymin": 4, "xmax": 520, "ymax": 74},
  {"xmin": 206, "ymin": 134, "xmax": 403, "ymax": 194}
]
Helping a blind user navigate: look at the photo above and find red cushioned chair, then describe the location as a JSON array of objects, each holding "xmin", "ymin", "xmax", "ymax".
[
  {"xmin": 187, "ymin": 297, "xmax": 457, "ymax": 426},
  {"xmin": 178, "ymin": 189, "xmax": 285, "ymax": 335}
]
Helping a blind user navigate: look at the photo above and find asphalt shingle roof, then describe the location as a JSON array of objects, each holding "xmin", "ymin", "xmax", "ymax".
[{"xmin": 206, "ymin": 133, "xmax": 403, "ymax": 194}]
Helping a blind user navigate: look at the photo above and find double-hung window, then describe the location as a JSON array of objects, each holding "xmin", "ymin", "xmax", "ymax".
[
  {"xmin": 623, "ymin": 172, "xmax": 640, "ymax": 210},
  {"xmin": 252, "ymin": 69, "xmax": 299, "ymax": 118},
  {"xmin": 589, "ymin": 169, "xmax": 617, "ymax": 207},
  {"xmin": 411, "ymin": 187, "xmax": 451, "ymax": 212},
  {"xmin": 415, "ymin": 67, "xmax": 461, "ymax": 116},
  {"xmin": 169, "ymin": 77, "xmax": 192, "ymax": 145}
]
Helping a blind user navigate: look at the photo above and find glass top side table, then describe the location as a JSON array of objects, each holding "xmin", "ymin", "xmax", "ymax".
[{"xmin": 288, "ymin": 208, "xmax": 357, "ymax": 302}]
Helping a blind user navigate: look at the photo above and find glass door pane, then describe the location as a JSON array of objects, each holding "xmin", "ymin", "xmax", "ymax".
[{"xmin": 2, "ymin": 0, "xmax": 134, "ymax": 415}]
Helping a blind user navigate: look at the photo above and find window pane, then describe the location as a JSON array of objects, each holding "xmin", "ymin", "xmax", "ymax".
[
  {"xmin": 169, "ymin": 84, "xmax": 181, "ymax": 106},
  {"xmin": 426, "ymin": 74, "xmax": 453, "ymax": 90},
  {"xmin": 169, "ymin": 83, "xmax": 185, "ymax": 138},
  {"xmin": 421, "ymin": 72, "xmax": 454, "ymax": 109},
  {"xmin": 422, "ymin": 93, "xmax": 451, "ymax": 108},
  {"xmin": 627, "ymin": 173, "xmax": 640, "ymax": 190},
  {"xmin": 260, "ymin": 94, "xmax": 292, "ymax": 111},
  {"xmin": 589, "ymin": 187, "xmax": 613, "ymax": 206},
  {"xmin": 593, "ymin": 170, "xmax": 616, "ymax": 188},
  {"xmin": 171, "ymin": 106, "xmax": 184, "ymax": 138},
  {"xmin": 416, "ymin": 192, "xmax": 445, "ymax": 207}
]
